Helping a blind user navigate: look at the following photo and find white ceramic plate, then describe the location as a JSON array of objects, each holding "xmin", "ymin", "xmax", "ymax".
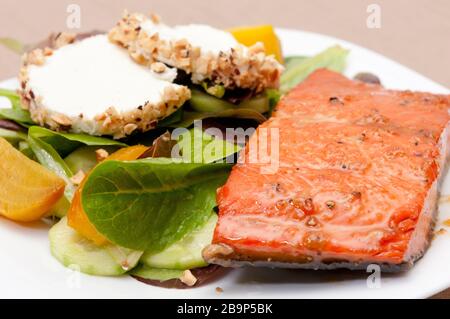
[{"xmin": 0, "ymin": 28, "xmax": 449, "ymax": 299}]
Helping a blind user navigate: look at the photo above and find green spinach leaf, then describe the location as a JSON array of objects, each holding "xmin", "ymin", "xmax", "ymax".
[
  {"xmin": 27, "ymin": 135, "xmax": 76, "ymax": 200},
  {"xmin": 0, "ymin": 108, "xmax": 34, "ymax": 125},
  {"xmin": 0, "ymin": 88, "xmax": 34, "ymax": 126},
  {"xmin": 81, "ymin": 158, "xmax": 231, "ymax": 252},
  {"xmin": 18, "ymin": 141, "xmax": 36, "ymax": 159},
  {"xmin": 0, "ymin": 127, "xmax": 27, "ymax": 146},
  {"xmin": 0, "ymin": 88, "xmax": 21, "ymax": 106},
  {"xmin": 28, "ymin": 126, "xmax": 126, "ymax": 157},
  {"xmin": 176, "ymin": 127, "xmax": 240, "ymax": 163},
  {"xmin": 0, "ymin": 38, "xmax": 25, "ymax": 54},
  {"xmin": 26, "ymin": 127, "xmax": 124, "ymax": 201},
  {"xmin": 157, "ymin": 108, "xmax": 184, "ymax": 128}
]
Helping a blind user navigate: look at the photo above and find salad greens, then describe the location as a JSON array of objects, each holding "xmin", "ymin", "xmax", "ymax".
[
  {"xmin": 27, "ymin": 135, "xmax": 76, "ymax": 200},
  {"xmin": 81, "ymin": 158, "xmax": 231, "ymax": 252},
  {"xmin": 157, "ymin": 108, "xmax": 184, "ymax": 128},
  {"xmin": 176, "ymin": 127, "xmax": 240, "ymax": 163},
  {"xmin": 28, "ymin": 126, "xmax": 127, "ymax": 147},
  {"xmin": 0, "ymin": 127, "xmax": 27, "ymax": 146},
  {"xmin": 0, "ymin": 88, "xmax": 20, "ymax": 105},
  {"xmin": 280, "ymin": 45, "xmax": 349, "ymax": 93},
  {"xmin": 26, "ymin": 126, "xmax": 127, "ymax": 201},
  {"xmin": 28, "ymin": 126, "xmax": 125, "ymax": 157},
  {"xmin": 0, "ymin": 89, "xmax": 34, "ymax": 126},
  {"xmin": 0, "ymin": 38, "xmax": 25, "ymax": 54},
  {"xmin": 0, "ymin": 107, "xmax": 34, "ymax": 126},
  {"xmin": 17, "ymin": 140, "xmax": 35, "ymax": 159}
]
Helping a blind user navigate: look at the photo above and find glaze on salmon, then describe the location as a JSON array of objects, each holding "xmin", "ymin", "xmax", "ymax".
[{"xmin": 203, "ymin": 69, "xmax": 450, "ymax": 271}]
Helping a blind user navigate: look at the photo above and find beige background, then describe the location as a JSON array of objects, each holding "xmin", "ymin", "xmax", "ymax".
[
  {"xmin": 0, "ymin": 0, "xmax": 449, "ymax": 298},
  {"xmin": 1, "ymin": 0, "xmax": 449, "ymax": 87}
]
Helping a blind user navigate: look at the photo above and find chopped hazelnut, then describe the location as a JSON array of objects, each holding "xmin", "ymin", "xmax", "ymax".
[
  {"xmin": 50, "ymin": 114, "xmax": 72, "ymax": 126},
  {"xmin": 215, "ymin": 287, "xmax": 224, "ymax": 293},
  {"xmin": 43, "ymin": 47, "xmax": 54, "ymax": 56},
  {"xmin": 95, "ymin": 148, "xmax": 109, "ymax": 162},
  {"xmin": 124, "ymin": 123, "xmax": 138, "ymax": 135},
  {"xmin": 27, "ymin": 49, "xmax": 46, "ymax": 66},
  {"xmin": 150, "ymin": 62, "xmax": 166, "ymax": 73},
  {"xmin": 54, "ymin": 32, "xmax": 76, "ymax": 48},
  {"xmin": 202, "ymin": 243, "xmax": 234, "ymax": 261},
  {"xmin": 70, "ymin": 170, "xmax": 86, "ymax": 185},
  {"xmin": 180, "ymin": 270, "xmax": 197, "ymax": 287},
  {"xmin": 150, "ymin": 13, "xmax": 161, "ymax": 24}
]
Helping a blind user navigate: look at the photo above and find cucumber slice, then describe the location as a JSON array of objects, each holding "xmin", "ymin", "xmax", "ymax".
[
  {"xmin": 48, "ymin": 196, "xmax": 70, "ymax": 218},
  {"xmin": 64, "ymin": 145, "xmax": 118, "ymax": 174},
  {"xmin": 49, "ymin": 217, "xmax": 127, "ymax": 276},
  {"xmin": 105, "ymin": 246, "xmax": 143, "ymax": 271},
  {"xmin": 240, "ymin": 95, "xmax": 270, "ymax": 113},
  {"xmin": 130, "ymin": 265, "xmax": 184, "ymax": 281},
  {"xmin": 189, "ymin": 89, "xmax": 234, "ymax": 113},
  {"xmin": 189, "ymin": 89, "xmax": 270, "ymax": 114},
  {"xmin": 141, "ymin": 213, "xmax": 217, "ymax": 270},
  {"xmin": 64, "ymin": 146, "xmax": 98, "ymax": 174}
]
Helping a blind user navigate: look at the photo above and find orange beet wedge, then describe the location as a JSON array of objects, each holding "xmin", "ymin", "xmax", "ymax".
[
  {"xmin": 0, "ymin": 137, "xmax": 65, "ymax": 222},
  {"xmin": 67, "ymin": 145, "xmax": 149, "ymax": 245},
  {"xmin": 229, "ymin": 25, "xmax": 284, "ymax": 63}
]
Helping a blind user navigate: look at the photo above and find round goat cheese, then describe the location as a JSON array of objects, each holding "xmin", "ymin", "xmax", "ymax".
[{"xmin": 21, "ymin": 34, "xmax": 190, "ymax": 138}]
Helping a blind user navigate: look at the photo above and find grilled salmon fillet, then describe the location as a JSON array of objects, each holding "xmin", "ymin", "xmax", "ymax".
[{"xmin": 203, "ymin": 69, "xmax": 450, "ymax": 271}]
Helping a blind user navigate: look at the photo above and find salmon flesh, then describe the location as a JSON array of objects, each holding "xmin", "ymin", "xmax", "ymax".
[{"xmin": 203, "ymin": 69, "xmax": 450, "ymax": 271}]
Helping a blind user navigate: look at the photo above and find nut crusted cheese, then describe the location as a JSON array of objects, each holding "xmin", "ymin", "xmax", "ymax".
[
  {"xmin": 19, "ymin": 34, "xmax": 190, "ymax": 139},
  {"xmin": 109, "ymin": 12, "xmax": 284, "ymax": 94}
]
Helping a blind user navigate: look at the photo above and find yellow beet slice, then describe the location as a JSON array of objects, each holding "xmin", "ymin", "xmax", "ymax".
[
  {"xmin": 0, "ymin": 137, "xmax": 65, "ymax": 222},
  {"xmin": 229, "ymin": 25, "xmax": 284, "ymax": 63},
  {"xmin": 67, "ymin": 145, "xmax": 149, "ymax": 245}
]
